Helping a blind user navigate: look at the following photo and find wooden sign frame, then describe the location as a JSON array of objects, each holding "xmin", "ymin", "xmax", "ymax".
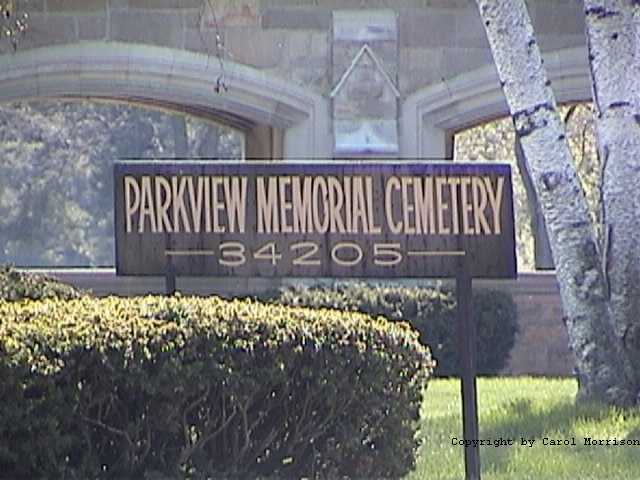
[{"xmin": 114, "ymin": 161, "xmax": 515, "ymax": 280}]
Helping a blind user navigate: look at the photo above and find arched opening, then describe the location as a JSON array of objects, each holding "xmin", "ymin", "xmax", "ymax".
[
  {"xmin": 0, "ymin": 98, "xmax": 245, "ymax": 267},
  {"xmin": 402, "ymin": 47, "xmax": 592, "ymax": 159},
  {"xmin": 0, "ymin": 41, "xmax": 331, "ymax": 271},
  {"xmin": 453, "ymin": 102, "xmax": 599, "ymax": 272},
  {"xmin": 0, "ymin": 42, "xmax": 330, "ymax": 159}
]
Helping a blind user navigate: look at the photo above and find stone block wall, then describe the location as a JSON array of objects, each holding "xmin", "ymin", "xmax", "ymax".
[{"xmin": 7, "ymin": 0, "xmax": 586, "ymax": 100}]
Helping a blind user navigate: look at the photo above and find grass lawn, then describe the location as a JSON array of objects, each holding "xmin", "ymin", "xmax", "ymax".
[{"xmin": 407, "ymin": 377, "xmax": 640, "ymax": 480}]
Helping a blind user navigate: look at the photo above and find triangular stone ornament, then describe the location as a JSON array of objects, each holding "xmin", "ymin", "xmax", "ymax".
[
  {"xmin": 330, "ymin": 44, "xmax": 400, "ymax": 99},
  {"xmin": 331, "ymin": 43, "xmax": 399, "ymax": 154}
]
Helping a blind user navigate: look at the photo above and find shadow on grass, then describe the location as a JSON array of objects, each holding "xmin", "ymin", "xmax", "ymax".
[
  {"xmin": 479, "ymin": 398, "xmax": 639, "ymax": 474},
  {"xmin": 620, "ymin": 427, "xmax": 640, "ymax": 466}
]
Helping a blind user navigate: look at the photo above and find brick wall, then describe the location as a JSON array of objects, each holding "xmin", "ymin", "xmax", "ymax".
[{"xmin": 477, "ymin": 274, "xmax": 573, "ymax": 376}]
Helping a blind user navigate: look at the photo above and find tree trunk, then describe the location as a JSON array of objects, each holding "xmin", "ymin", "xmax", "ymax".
[
  {"xmin": 584, "ymin": 0, "xmax": 640, "ymax": 395},
  {"xmin": 476, "ymin": 0, "xmax": 636, "ymax": 405}
]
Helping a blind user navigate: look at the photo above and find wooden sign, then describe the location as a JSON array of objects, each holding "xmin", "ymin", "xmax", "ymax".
[{"xmin": 114, "ymin": 162, "xmax": 516, "ymax": 278}]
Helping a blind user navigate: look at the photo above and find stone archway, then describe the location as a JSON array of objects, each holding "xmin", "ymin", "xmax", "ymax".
[
  {"xmin": 0, "ymin": 41, "xmax": 331, "ymax": 159},
  {"xmin": 402, "ymin": 47, "xmax": 593, "ymax": 159},
  {"xmin": 402, "ymin": 46, "xmax": 595, "ymax": 271}
]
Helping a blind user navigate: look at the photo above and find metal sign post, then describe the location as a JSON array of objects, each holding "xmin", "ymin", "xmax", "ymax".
[
  {"xmin": 456, "ymin": 257, "xmax": 480, "ymax": 480},
  {"xmin": 165, "ymin": 255, "xmax": 176, "ymax": 295}
]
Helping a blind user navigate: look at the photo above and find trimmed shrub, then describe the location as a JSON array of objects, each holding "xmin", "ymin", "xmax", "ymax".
[
  {"xmin": 0, "ymin": 265, "xmax": 84, "ymax": 301},
  {"xmin": 0, "ymin": 295, "xmax": 433, "ymax": 479},
  {"xmin": 274, "ymin": 283, "xmax": 518, "ymax": 376}
]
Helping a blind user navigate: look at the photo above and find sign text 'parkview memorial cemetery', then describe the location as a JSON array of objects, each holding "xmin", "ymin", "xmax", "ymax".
[{"xmin": 114, "ymin": 162, "xmax": 516, "ymax": 278}]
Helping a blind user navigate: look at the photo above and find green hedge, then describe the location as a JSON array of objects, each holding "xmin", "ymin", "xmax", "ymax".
[
  {"xmin": 0, "ymin": 295, "xmax": 433, "ymax": 479},
  {"xmin": 274, "ymin": 283, "xmax": 518, "ymax": 376},
  {"xmin": 0, "ymin": 265, "xmax": 84, "ymax": 301}
]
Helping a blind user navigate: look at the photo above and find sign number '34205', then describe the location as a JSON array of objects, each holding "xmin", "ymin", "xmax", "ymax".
[{"xmin": 114, "ymin": 162, "xmax": 516, "ymax": 279}]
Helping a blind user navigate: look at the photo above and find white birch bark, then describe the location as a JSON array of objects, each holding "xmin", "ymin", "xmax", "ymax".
[
  {"xmin": 476, "ymin": 0, "xmax": 635, "ymax": 405},
  {"xmin": 584, "ymin": 0, "xmax": 640, "ymax": 390}
]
